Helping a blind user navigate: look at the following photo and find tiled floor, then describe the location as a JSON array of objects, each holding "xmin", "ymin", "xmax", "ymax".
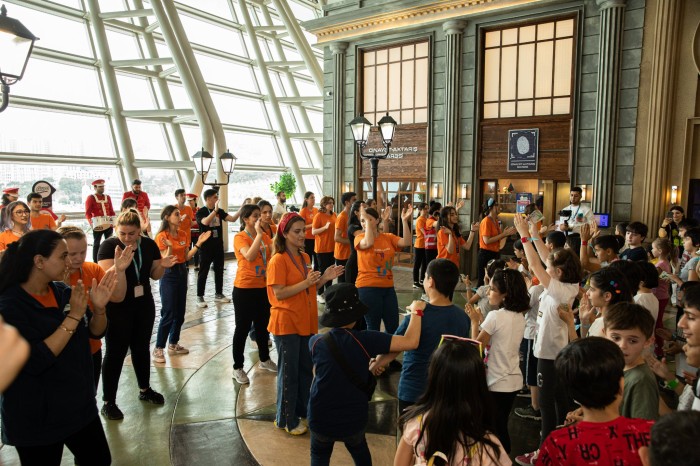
[{"xmin": 0, "ymin": 259, "xmax": 677, "ymax": 465}]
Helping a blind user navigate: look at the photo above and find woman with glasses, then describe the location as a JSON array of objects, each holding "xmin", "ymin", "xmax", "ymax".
[{"xmin": 0, "ymin": 201, "xmax": 32, "ymax": 252}]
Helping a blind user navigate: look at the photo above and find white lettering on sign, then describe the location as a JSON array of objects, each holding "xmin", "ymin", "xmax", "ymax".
[{"xmin": 366, "ymin": 146, "xmax": 419, "ymax": 155}]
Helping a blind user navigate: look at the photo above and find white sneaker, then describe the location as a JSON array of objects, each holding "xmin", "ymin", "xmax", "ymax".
[
  {"xmin": 152, "ymin": 348, "xmax": 165, "ymax": 363},
  {"xmin": 259, "ymin": 359, "xmax": 278, "ymax": 372},
  {"xmin": 233, "ymin": 368, "xmax": 250, "ymax": 384},
  {"xmin": 196, "ymin": 296, "xmax": 207, "ymax": 308},
  {"xmin": 286, "ymin": 423, "xmax": 307, "ymax": 436},
  {"xmin": 168, "ymin": 344, "xmax": 189, "ymax": 355},
  {"xmin": 317, "ymin": 295, "xmax": 325, "ymax": 304},
  {"xmin": 214, "ymin": 294, "xmax": 231, "ymax": 303}
]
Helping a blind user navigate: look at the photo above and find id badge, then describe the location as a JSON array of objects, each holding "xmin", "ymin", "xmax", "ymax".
[
  {"xmin": 212, "ymin": 230, "xmax": 219, "ymax": 238},
  {"xmin": 134, "ymin": 285, "xmax": 144, "ymax": 298}
]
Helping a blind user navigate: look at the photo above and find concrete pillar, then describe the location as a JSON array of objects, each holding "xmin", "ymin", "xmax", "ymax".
[
  {"xmin": 592, "ymin": 0, "xmax": 626, "ymax": 215},
  {"xmin": 640, "ymin": 0, "xmax": 682, "ymax": 228},
  {"xmin": 443, "ymin": 20, "xmax": 467, "ymax": 205},
  {"xmin": 330, "ymin": 42, "xmax": 348, "ymax": 205}
]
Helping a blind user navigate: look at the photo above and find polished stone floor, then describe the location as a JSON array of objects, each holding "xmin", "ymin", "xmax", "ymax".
[{"xmin": 0, "ymin": 259, "xmax": 676, "ymax": 465}]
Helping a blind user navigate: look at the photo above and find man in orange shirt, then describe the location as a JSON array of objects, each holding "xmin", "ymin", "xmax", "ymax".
[
  {"xmin": 27, "ymin": 193, "xmax": 65, "ymax": 231},
  {"xmin": 174, "ymin": 189, "xmax": 193, "ymax": 245},
  {"xmin": 334, "ymin": 192, "xmax": 356, "ymax": 284}
]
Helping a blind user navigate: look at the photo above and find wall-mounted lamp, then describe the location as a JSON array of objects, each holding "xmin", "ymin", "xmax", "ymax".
[
  {"xmin": 671, "ymin": 185, "xmax": 678, "ymax": 205},
  {"xmin": 460, "ymin": 183, "xmax": 471, "ymax": 200},
  {"xmin": 0, "ymin": 5, "xmax": 39, "ymax": 113},
  {"xmin": 343, "ymin": 181, "xmax": 354, "ymax": 193},
  {"xmin": 432, "ymin": 182, "xmax": 442, "ymax": 199},
  {"xmin": 192, "ymin": 148, "xmax": 236, "ymax": 187},
  {"xmin": 581, "ymin": 184, "xmax": 587, "ymax": 201}
]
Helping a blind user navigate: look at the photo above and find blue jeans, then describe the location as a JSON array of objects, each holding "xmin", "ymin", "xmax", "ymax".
[
  {"xmin": 156, "ymin": 264, "xmax": 188, "ymax": 348},
  {"xmin": 358, "ymin": 287, "xmax": 399, "ymax": 334},
  {"xmin": 274, "ymin": 334, "xmax": 312, "ymax": 430},
  {"xmin": 310, "ymin": 429, "xmax": 372, "ymax": 466}
]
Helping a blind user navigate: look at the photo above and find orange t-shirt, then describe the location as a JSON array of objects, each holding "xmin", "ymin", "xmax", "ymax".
[
  {"xmin": 415, "ymin": 216, "xmax": 427, "ymax": 249},
  {"xmin": 0, "ymin": 230, "xmax": 21, "ymax": 251},
  {"xmin": 30, "ymin": 290, "xmax": 59, "ymax": 308},
  {"xmin": 334, "ymin": 211, "xmax": 350, "ymax": 260},
  {"xmin": 261, "ymin": 223, "xmax": 277, "ymax": 243},
  {"xmin": 266, "ymin": 251, "xmax": 318, "ymax": 336},
  {"xmin": 479, "ymin": 217, "xmax": 501, "ymax": 253},
  {"xmin": 299, "ymin": 207, "xmax": 318, "ymax": 240},
  {"xmin": 437, "ymin": 228, "xmax": 467, "ymax": 267},
  {"xmin": 30, "ymin": 212, "xmax": 56, "ymax": 230},
  {"xmin": 155, "ymin": 230, "xmax": 190, "ymax": 264},
  {"xmin": 68, "ymin": 262, "xmax": 106, "ymax": 354},
  {"xmin": 313, "ymin": 211, "xmax": 337, "ymax": 254},
  {"xmin": 234, "ymin": 230, "xmax": 272, "ymax": 289},
  {"xmin": 178, "ymin": 204, "xmax": 194, "ymax": 243},
  {"xmin": 354, "ymin": 233, "xmax": 402, "ymax": 288}
]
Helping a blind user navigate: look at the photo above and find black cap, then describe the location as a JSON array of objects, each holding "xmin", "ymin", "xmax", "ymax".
[{"xmin": 319, "ymin": 283, "xmax": 368, "ymax": 328}]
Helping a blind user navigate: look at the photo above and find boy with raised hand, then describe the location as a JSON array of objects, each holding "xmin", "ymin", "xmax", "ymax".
[
  {"xmin": 604, "ymin": 302, "xmax": 659, "ymax": 420},
  {"xmin": 308, "ymin": 283, "xmax": 422, "ymax": 466},
  {"xmin": 536, "ymin": 337, "xmax": 653, "ymax": 466},
  {"xmin": 370, "ymin": 258, "xmax": 471, "ymax": 413}
]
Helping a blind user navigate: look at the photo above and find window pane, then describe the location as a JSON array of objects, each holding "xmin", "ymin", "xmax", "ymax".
[
  {"xmin": 414, "ymin": 108, "xmax": 428, "ymax": 123},
  {"xmin": 518, "ymin": 43, "xmax": 535, "ymax": 99},
  {"xmin": 556, "ymin": 19, "xmax": 575, "ymax": 38},
  {"xmin": 17, "ymin": 59, "xmax": 103, "ymax": 107},
  {"xmin": 535, "ymin": 41, "xmax": 554, "ymax": 98},
  {"xmin": 228, "ymin": 133, "xmax": 279, "ymax": 166},
  {"xmin": 401, "ymin": 110, "xmax": 414, "ymax": 125},
  {"xmin": 376, "ymin": 64, "xmax": 388, "ymax": 112},
  {"xmin": 485, "ymin": 31, "xmax": 500, "ymax": 48},
  {"xmin": 402, "ymin": 45, "xmax": 414, "ymax": 60},
  {"xmin": 552, "ymin": 97, "xmax": 570, "ymax": 114},
  {"xmin": 302, "ymin": 175, "xmax": 323, "ymax": 197},
  {"xmin": 500, "ymin": 101, "xmax": 515, "ymax": 118},
  {"xmin": 364, "ymin": 67, "xmax": 376, "ymax": 112},
  {"xmin": 195, "ymin": 53, "xmax": 257, "ymax": 91},
  {"xmin": 401, "ymin": 61, "xmax": 415, "ymax": 108},
  {"xmin": 293, "ymin": 141, "xmax": 310, "ymax": 168},
  {"xmin": 178, "ymin": 14, "xmax": 245, "ymax": 56},
  {"xmin": 415, "ymin": 58, "xmax": 429, "ymax": 108},
  {"xmin": 553, "ymin": 38, "xmax": 573, "ymax": 96},
  {"xmin": 376, "ymin": 49, "xmax": 388, "ymax": 64},
  {"xmin": 484, "ymin": 49, "xmax": 500, "ymax": 102},
  {"xmin": 128, "ymin": 121, "xmax": 170, "ymax": 160},
  {"xmin": 416, "ymin": 42, "xmax": 429, "ymax": 58},
  {"xmin": 106, "ymin": 28, "xmax": 141, "ymax": 61},
  {"xmin": 117, "ymin": 74, "xmax": 154, "ymax": 109},
  {"xmin": 364, "ymin": 51, "xmax": 375, "ymax": 66},
  {"xmin": 388, "ymin": 62, "xmax": 401, "ymax": 111},
  {"xmin": 483, "ymin": 103, "xmax": 498, "ymax": 119},
  {"xmin": 538, "ymin": 23, "xmax": 554, "ymax": 41},
  {"xmin": 0, "ymin": 108, "xmax": 115, "ymax": 157},
  {"xmin": 212, "ymin": 92, "xmax": 268, "ymax": 127},
  {"xmin": 176, "ymin": 0, "xmax": 233, "ymax": 18},
  {"xmin": 534, "ymin": 98, "xmax": 551, "ymax": 115},
  {"xmin": 500, "ymin": 46, "xmax": 517, "ymax": 101},
  {"xmin": 520, "ymin": 25, "xmax": 536, "ymax": 43},
  {"xmin": 517, "ymin": 100, "xmax": 533, "ymax": 117},
  {"xmin": 389, "ymin": 46, "xmax": 401, "ymax": 62},
  {"xmin": 167, "ymin": 83, "xmax": 192, "ymax": 108},
  {"xmin": 6, "ymin": 4, "xmax": 92, "ymax": 57},
  {"xmin": 502, "ymin": 28, "xmax": 518, "ymax": 46}
]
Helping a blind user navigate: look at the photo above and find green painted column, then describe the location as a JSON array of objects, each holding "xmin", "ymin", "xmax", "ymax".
[
  {"xmin": 443, "ymin": 20, "xmax": 467, "ymax": 205},
  {"xmin": 330, "ymin": 41, "xmax": 348, "ymax": 204}
]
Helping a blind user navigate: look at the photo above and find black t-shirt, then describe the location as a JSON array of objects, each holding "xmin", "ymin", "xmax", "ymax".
[
  {"xmin": 97, "ymin": 236, "xmax": 161, "ymax": 301},
  {"xmin": 196, "ymin": 207, "xmax": 228, "ymax": 245},
  {"xmin": 620, "ymin": 246, "xmax": 648, "ymax": 262}
]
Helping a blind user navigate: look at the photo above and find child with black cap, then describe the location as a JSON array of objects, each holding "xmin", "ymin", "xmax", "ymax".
[{"xmin": 308, "ymin": 283, "xmax": 423, "ymax": 466}]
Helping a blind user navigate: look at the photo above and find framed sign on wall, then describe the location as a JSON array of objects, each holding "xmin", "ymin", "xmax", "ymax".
[{"xmin": 508, "ymin": 128, "xmax": 539, "ymax": 173}]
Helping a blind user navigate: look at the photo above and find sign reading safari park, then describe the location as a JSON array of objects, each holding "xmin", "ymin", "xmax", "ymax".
[{"xmin": 359, "ymin": 123, "xmax": 428, "ymax": 180}]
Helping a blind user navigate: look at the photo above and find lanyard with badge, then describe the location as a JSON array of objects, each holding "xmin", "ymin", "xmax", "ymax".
[
  {"xmin": 286, "ymin": 249, "xmax": 309, "ymax": 296},
  {"xmin": 132, "ymin": 241, "xmax": 144, "ymax": 298},
  {"xmin": 208, "ymin": 207, "xmax": 220, "ymax": 237}
]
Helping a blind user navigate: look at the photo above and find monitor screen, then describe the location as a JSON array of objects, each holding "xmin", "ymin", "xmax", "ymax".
[{"xmin": 594, "ymin": 213, "xmax": 610, "ymax": 228}]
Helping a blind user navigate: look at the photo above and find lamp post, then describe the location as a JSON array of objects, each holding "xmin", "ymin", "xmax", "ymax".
[
  {"xmin": 0, "ymin": 4, "xmax": 38, "ymax": 113},
  {"xmin": 192, "ymin": 148, "xmax": 236, "ymax": 187},
  {"xmin": 349, "ymin": 112, "xmax": 397, "ymax": 203}
]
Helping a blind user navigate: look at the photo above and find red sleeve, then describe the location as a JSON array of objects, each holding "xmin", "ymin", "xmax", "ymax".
[
  {"xmin": 107, "ymin": 196, "xmax": 116, "ymax": 216},
  {"xmin": 144, "ymin": 192, "xmax": 151, "ymax": 209},
  {"xmin": 85, "ymin": 196, "xmax": 94, "ymax": 220},
  {"xmin": 121, "ymin": 192, "xmax": 128, "ymax": 202}
]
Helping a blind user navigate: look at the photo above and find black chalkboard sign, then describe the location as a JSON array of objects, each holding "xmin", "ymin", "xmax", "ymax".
[{"xmin": 507, "ymin": 129, "xmax": 539, "ymax": 172}]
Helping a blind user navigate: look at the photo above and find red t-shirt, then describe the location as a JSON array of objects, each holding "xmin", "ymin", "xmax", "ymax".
[{"xmin": 537, "ymin": 417, "xmax": 653, "ymax": 466}]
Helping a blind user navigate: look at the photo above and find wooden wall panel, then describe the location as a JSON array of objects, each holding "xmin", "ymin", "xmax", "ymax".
[{"xmin": 358, "ymin": 123, "xmax": 428, "ymax": 180}]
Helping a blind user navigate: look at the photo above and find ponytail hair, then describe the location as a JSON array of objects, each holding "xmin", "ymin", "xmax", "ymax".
[
  {"xmin": 481, "ymin": 198, "xmax": 496, "ymax": 218},
  {"xmin": 115, "ymin": 210, "xmax": 141, "ymax": 230},
  {"xmin": 0, "ymin": 230, "xmax": 64, "ymax": 293},
  {"xmin": 589, "ymin": 267, "xmax": 633, "ymax": 305},
  {"xmin": 652, "ymin": 237, "xmax": 679, "ymax": 271},
  {"xmin": 57, "ymin": 225, "xmax": 86, "ymax": 241},
  {"xmin": 238, "ymin": 204, "xmax": 260, "ymax": 232}
]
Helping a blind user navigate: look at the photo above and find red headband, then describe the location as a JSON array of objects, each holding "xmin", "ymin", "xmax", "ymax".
[{"xmin": 278, "ymin": 212, "xmax": 303, "ymax": 235}]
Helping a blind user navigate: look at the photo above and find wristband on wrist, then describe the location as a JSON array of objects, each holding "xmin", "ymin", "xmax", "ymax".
[
  {"xmin": 521, "ymin": 237, "xmax": 529, "ymax": 244},
  {"xmin": 581, "ymin": 241, "xmax": 588, "ymax": 246},
  {"xmin": 663, "ymin": 378, "xmax": 680, "ymax": 390},
  {"xmin": 59, "ymin": 324, "xmax": 75, "ymax": 335},
  {"xmin": 65, "ymin": 314, "xmax": 81, "ymax": 323},
  {"xmin": 414, "ymin": 308, "xmax": 424, "ymax": 317},
  {"xmin": 193, "ymin": 244, "xmax": 199, "ymax": 249}
]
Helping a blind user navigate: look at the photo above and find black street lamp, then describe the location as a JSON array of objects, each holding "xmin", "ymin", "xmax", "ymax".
[
  {"xmin": 193, "ymin": 148, "xmax": 236, "ymax": 187},
  {"xmin": 0, "ymin": 4, "xmax": 39, "ymax": 113},
  {"xmin": 349, "ymin": 112, "xmax": 397, "ymax": 203}
]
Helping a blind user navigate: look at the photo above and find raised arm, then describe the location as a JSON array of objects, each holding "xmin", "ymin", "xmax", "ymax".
[
  {"xmin": 578, "ymin": 223, "xmax": 601, "ymax": 272},
  {"xmin": 514, "ymin": 214, "xmax": 551, "ymax": 288},
  {"xmin": 397, "ymin": 205, "xmax": 414, "ymax": 248}
]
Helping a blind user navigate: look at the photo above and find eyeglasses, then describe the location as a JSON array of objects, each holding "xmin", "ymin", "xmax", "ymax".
[
  {"xmin": 13, "ymin": 210, "xmax": 30, "ymax": 215},
  {"xmin": 439, "ymin": 334, "xmax": 483, "ymax": 357}
]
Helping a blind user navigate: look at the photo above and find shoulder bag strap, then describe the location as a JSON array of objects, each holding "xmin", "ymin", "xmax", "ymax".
[{"xmin": 322, "ymin": 332, "xmax": 375, "ymax": 398}]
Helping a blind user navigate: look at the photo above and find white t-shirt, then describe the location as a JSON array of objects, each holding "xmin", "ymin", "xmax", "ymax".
[
  {"xmin": 481, "ymin": 308, "xmax": 526, "ymax": 392},
  {"xmin": 634, "ymin": 292, "xmax": 659, "ymax": 322},
  {"xmin": 476, "ymin": 285, "xmax": 496, "ymax": 316},
  {"xmin": 588, "ymin": 317, "xmax": 605, "ymax": 338},
  {"xmin": 525, "ymin": 284, "xmax": 544, "ymax": 340},
  {"xmin": 534, "ymin": 279, "xmax": 580, "ymax": 360},
  {"xmin": 693, "ymin": 381, "xmax": 700, "ymax": 412},
  {"xmin": 558, "ymin": 203, "xmax": 593, "ymax": 234}
]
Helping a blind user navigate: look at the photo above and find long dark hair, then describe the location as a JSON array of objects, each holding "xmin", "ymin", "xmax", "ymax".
[
  {"xmin": 490, "ymin": 269, "xmax": 530, "ymax": 313},
  {"xmin": 303, "ymin": 191, "xmax": 314, "ymax": 209},
  {"xmin": 272, "ymin": 213, "xmax": 305, "ymax": 255},
  {"xmin": 589, "ymin": 267, "xmax": 633, "ymax": 306},
  {"xmin": 158, "ymin": 205, "xmax": 178, "ymax": 235},
  {"xmin": 238, "ymin": 204, "xmax": 260, "ymax": 232},
  {"xmin": 400, "ymin": 341, "xmax": 501, "ymax": 465},
  {"xmin": 0, "ymin": 230, "xmax": 64, "ymax": 293},
  {"xmin": 438, "ymin": 206, "xmax": 461, "ymax": 238},
  {"xmin": 348, "ymin": 200, "xmax": 364, "ymax": 227}
]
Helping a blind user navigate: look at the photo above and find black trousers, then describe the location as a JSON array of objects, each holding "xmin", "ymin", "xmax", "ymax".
[
  {"xmin": 424, "ymin": 248, "xmax": 438, "ymax": 270},
  {"xmin": 92, "ymin": 227, "xmax": 113, "ymax": 263},
  {"xmin": 537, "ymin": 358, "xmax": 570, "ymax": 445},
  {"xmin": 413, "ymin": 247, "xmax": 427, "ymax": 283},
  {"xmin": 197, "ymin": 242, "xmax": 224, "ymax": 296},
  {"xmin": 102, "ymin": 298, "xmax": 156, "ymax": 402},
  {"xmin": 317, "ymin": 252, "xmax": 335, "ymax": 295},
  {"xmin": 335, "ymin": 258, "xmax": 348, "ymax": 283},
  {"xmin": 490, "ymin": 390, "xmax": 518, "ymax": 453},
  {"xmin": 477, "ymin": 249, "xmax": 500, "ymax": 287},
  {"xmin": 92, "ymin": 347, "xmax": 102, "ymax": 390},
  {"xmin": 232, "ymin": 287, "xmax": 271, "ymax": 369},
  {"xmin": 15, "ymin": 415, "xmax": 111, "ymax": 466},
  {"xmin": 304, "ymin": 239, "xmax": 319, "ymax": 272}
]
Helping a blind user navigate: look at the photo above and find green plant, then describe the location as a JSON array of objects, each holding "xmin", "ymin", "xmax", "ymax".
[{"xmin": 270, "ymin": 172, "xmax": 296, "ymax": 198}]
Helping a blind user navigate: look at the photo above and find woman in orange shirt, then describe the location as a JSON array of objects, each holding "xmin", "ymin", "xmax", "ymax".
[
  {"xmin": 231, "ymin": 204, "xmax": 277, "ymax": 385},
  {"xmin": 257, "ymin": 200, "xmax": 278, "ymax": 239},
  {"xmin": 412, "ymin": 202, "xmax": 429, "ymax": 288},
  {"xmin": 423, "ymin": 203, "xmax": 441, "ymax": 269},
  {"xmin": 436, "ymin": 205, "xmax": 479, "ymax": 269},
  {"xmin": 153, "ymin": 206, "xmax": 211, "ymax": 364},
  {"xmin": 0, "ymin": 201, "xmax": 32, "ymax": 252},
  {"xmin": 312, "ymin": 196, "xmax": 337, "ymax": 301},
  {"xmin": 267, "ymin": 213, "xmax": 343, "ymax": 435},
  {"xmin": 477, "ymin": 199, "xmax": 516, "ymax": 286},
  {"xmin": 355, "ymin": 205, "xmax": 413, "ymax": 333},
  {"xmin": 299, "ymin": 191, "xmax": 319, "ymax": 273}
]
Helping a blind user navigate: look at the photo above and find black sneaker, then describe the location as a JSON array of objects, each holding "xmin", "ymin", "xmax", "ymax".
[
  {"xmin": 101, "ymin": 402, "xmax": 124, "ymax": 420},
  {"xmin": 514, "ymin": 405, "xmax": 541, "ymax": 421},
  {"xmin": 413, "ymin": 282, "xmax": 421, "ymax": 289},
  {"xmin": 139, "ymin": 387, "xmax": 165, "ymax": 405}
]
